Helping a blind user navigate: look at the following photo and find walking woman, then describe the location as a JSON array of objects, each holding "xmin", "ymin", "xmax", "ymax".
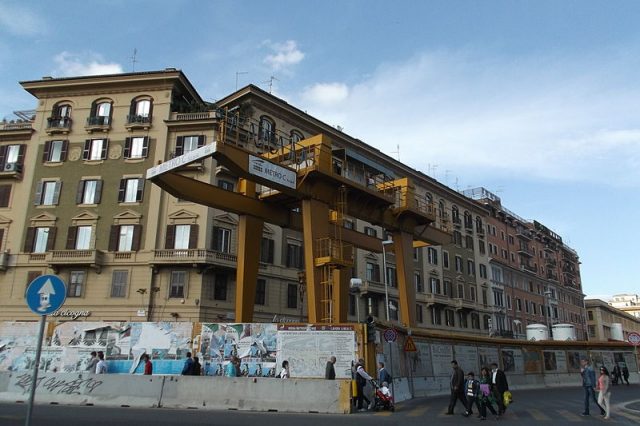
[
  {"xmin": 478, "ymin": 367, "xmax": 498, "ymax": 420},
  {"xmin": 597, "ymin": 366, "xmax": 611, "ymax": 420}
]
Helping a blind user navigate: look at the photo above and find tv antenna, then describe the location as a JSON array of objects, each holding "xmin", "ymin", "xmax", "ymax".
[
  {"xmin": 390, "ymin": 144, "xmax": 400, "ymax": 161},
  {"xmin": 263, "ymin": 75, "xmax": 279, "ymax": 93},
  {"xmin": 235, "ymin": 71, "xmax": 248, "ymax": 90},
  {"xmin": 130, "ymin": 48, "xmax": 138, "ymax": 72}
]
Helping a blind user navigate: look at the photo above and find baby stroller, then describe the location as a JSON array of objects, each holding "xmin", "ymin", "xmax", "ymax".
[{"xmin": 371, "ymin": 379, "xmax": 395, "ymax": 412}]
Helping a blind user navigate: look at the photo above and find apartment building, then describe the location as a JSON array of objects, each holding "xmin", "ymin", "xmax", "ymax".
[
  {"xmin": 0, "ymin": 69, "xmax": 585, "ymax": 340},
  {"xmin": 609, "ymin": 294, "xmax": 640, "ymax": 319},
  {"xmin": 586, "ymin": 298, "xmax": 640, "ymax": 341}
]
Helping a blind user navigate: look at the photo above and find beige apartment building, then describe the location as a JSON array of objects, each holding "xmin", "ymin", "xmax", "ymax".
[
  {"xmin": 586, "ymin": 298, "xmax": 640, "ymax": 341},
  {"xmin": 609, "ymin": 294, "xmax": 640, "ymax": 319},
  {"xmin": 0, "ymin": 69, "xmax": 586, "ymax": 339}
]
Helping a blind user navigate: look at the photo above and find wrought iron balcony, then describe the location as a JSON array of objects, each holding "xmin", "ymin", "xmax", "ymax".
[{"xmin": 46, "ymin": 117, "xmax": 72, "ymax": 134}]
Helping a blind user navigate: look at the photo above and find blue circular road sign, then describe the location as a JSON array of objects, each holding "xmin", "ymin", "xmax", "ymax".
[{"xmin": 25, "ymin": 274, "xmax": 67, "ymax": 315}]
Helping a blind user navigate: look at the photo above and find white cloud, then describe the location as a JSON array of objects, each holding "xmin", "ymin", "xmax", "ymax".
[
  {"xmin": 0, "ymin": 3, "xmax": 46, "ymax": 36},
  {"xmin": 302, "ymin": 83, "xmax": 349, "ymax": 107},
  {"xmin": 290, "ymin": 50, "xmax": 640, "ymax": 187},
  {"xmin": 53, "ymin": 52, "xmax": 124, "ymax": 77},
  {"xmin": 263, "ymin": 40, "xmax": 304, "ymax": 71}
]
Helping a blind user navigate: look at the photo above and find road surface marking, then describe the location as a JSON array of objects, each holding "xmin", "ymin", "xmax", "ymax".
[
  {"xmin": 528, "ymin": 408, "xmax": 551, "ymax": 421},
  {"xmin": 557, "ymin": 409, "xmax": 581, "ymax": 422},
  {"xmin": 407, "ymin": 405, "xmax": 429, "ymax": 417}
]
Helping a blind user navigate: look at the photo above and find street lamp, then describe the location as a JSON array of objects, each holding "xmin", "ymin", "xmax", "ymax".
[
  {"xmin": 381, "ymin": 239, "xmax": 393, "ymax": 322},
  {"xmin": 350, "ymin": 278, "xmax": 363, "ymax": 323}
]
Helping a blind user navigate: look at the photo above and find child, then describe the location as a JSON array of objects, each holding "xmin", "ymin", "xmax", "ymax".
[
  {"xmin": 380, "ymin": 381, "xmax": 392, "ymax": 398},
  {"xmin": 464, "ymin": 372, "xmax": 480, "ymax": 416}
]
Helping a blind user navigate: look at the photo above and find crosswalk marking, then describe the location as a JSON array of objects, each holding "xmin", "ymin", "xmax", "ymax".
[
  {"xmin": 407, "ymin": 405, "xmax": 429, "ymax": 417},
  {"xmin": 374, "ymin": 410, "xmax": 393, "ymax": 417},
  {"xmin": 527, "ymin": 408, "xmax": 551, "ymax": 421},
  {"xmin": 556, "ymin": 409, "xmax": 581, "ymax": 422}
]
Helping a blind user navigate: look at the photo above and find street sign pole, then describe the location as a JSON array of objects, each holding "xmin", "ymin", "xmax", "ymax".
[{"xmin": 25, "ymin": 315, "xmax": 46, "ymax": 426}]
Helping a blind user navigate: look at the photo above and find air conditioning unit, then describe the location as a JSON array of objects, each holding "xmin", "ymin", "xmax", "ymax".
[{"xmin": 3, "ymin": 162, "xmax": 19, "ymax": 172}]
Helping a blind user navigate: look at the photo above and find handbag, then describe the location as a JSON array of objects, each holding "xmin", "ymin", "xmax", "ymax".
[{"xmin": 503, "ymin": 390, "xmax": 513, "ymax": 406}]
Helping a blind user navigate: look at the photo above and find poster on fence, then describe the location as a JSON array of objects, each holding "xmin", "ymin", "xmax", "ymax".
[
  {"xmin": 276, "ymin": 325, "xmax": 355, "ymax": 378},
  {"xmin": 409, "ymin": 341, "xmax": 433, "ymax": 376},
  {"xmin": 523, "ymin": 348, "xmax": 542, "ymax": 373},
  {"xmin": 567, "ymin": 350, "xmax": 587, "ymax": 372},
  {"xmin": 500, "ymin": 348, "xmax": 524, "ymax": 374},
  {"xmin": 454, "ymin": 345, "xmax": 478, "ymax": 374},
  {"xmin": 543, "ymin": 350, "xmax": 567, "ymax": 372},
  {"xmin": 430, "ymin": 343, "xmax": 453, "ymax": 376},
  {"xmin": 623, "ymin": 352, "xmax": 638, "ymax": 372},
  {"xmin": 477, "ymin": 346, "xmax": 500, "ymax": 369}
]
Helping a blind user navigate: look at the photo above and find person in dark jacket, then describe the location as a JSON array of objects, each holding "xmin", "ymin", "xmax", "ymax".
[
  {"xmin": 192, "ymin": 356, "xmax": 202, "ymax": 376},
  {"xmin": 446, "ymin": 360, "xmax": 467, "ymax": 415},
  {"xmin": 181, "ymin": 352, "xmax": 194, "ymax": 375},
  {"xmin": 378, "ymin": 362, "xmax": 392, "ymax": 384},
  {"xmin": 490, "ymin": 362, "xmax": 509, "ymax": 416},
  {"xmin": 325, "ymin": 356, "xmax": 336, "ymax": 380},
  {"xmin": 580, "ymin": 358, "xmax": 605, "ymax": 416}
]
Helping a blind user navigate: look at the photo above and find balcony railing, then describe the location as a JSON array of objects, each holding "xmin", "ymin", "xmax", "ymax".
[
  {"xmin": 169, "ymin": 111, "xmax": 216, "ymax": 121},
  {"xmin": 86, "ymin": 116, "xmax": 111, "ymax": 126},
  {"xmin": 517, "ymin": 246, "xmax": 533, "ymax": 256},
  {"xmin": 520, "ymin": 263, "xmax": 537, "ymax": 273},
  {"xmin": 545, "ymin": 258, "xmax": 557, "ymax": 267},
  {"xmin": 46, "ymin": 117, "xmax": 72, "ymax": 132},
  {"xmin": 47, "ymin": 250, "xmax": 105, "ymax": 271},
  {"xmin": 126, "ymin": 115, "xmax": 152, "ymax": 127},
  {"xmin": 546, "ymin": 271, "xmax": 559, "ymax": 281},
  {"xmin": 0, "ymin": 121, "xmax": 32, "ymax": 131},
  {"xmin": 151, "ymin": 249, "xmax": 237, "ymax": 266},
  {"xmin": 516, "ymin": 228, "xmax": 532, "ymax": 240},
  {"xmin": 424, "ymin": 293, "xmax": 452, "ymax": 306}
]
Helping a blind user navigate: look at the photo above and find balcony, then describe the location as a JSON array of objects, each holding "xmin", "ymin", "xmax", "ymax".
[
  {"xmin": 167, "ymin": 111, "xmax": 217, "ymax": 122},
  {"xmin": 0, "ymin": 121, "xmax": 32, "ymax": 131},
  {"xmin": 85, "ymin": 116, "xmax": 111, "ymax": 132},
  {"xmin": 454, "ymin": 297, "xmax": 476, "ymax": 311},
  {"xmin": 546, "ymin": 271, "xmax": 559, "ymax": 281},
  {"xmin": 517, "ymin": 245, "xmax": 533, "ymax": 257},
  {"xmin": 361, "ymin": 279, "xmax": 387, "ymax": 295},
  {"xmin": 46, "ymin": 117, "xmax": 72, "ymax": 134},
  {"xmin": 0, "ymin": 252, "xmax": 9, "ymax": 271},
  {"xmin": 151, "ymin": 249, "xmax": 237, "ymax": 269},
  {"xmin": 125, "ymin": 115, "xmax": 152, "ymax": 130},
  {"xmin": 516, "ymin": 228, "xmax": 532, "ymax": 240},
  {"xmin": 544, "ymin": 244, "xmax": 555, "ymax": 253},
  {"xmin": 0, "ymin": 162, "xmax": 23, "ymax": 180},
  {"xmin": 47, "ymin": 249, "xmax": 105, "ymax": 272},
  {"xmin": 424, "ymin": 293, "xmax": 452, "ymax": 307},
  {"xmin": 545, "ymin": 258, "xmax": 557, "ymax": 267},
  {"xmin": 452, "ymin": 217, "xmax": 462, "ymax": 227},
  {"xmin": 520, "ymin": 263, "xmax": 537, "ymax": 274}
]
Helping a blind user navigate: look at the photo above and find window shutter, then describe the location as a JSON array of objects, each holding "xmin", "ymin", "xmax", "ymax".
[
  {"xmin": 147, "ymin": 101, "xmax": 153, "ymax": 120},
  {"xmin": 33, "ymin": 182, "xmax": 43, "ymax": 205},
  {"xmin": 60, "ymin": 140, "xmax": 69, "ymax": 161},
  {"xmin": 0, "ymin": 185, "xmax": 11, "ymax": 207},
  {"xmin": 24, "ymin": 227, "xmax": 35, "ymax": 252},
  {"xmin": 100, "ymin": 139, "xmax": 109, "ymax": 159},
  {"xmin": 117, "ymin": 179, "xmax": 126, "ymax": 202},
  {"xmin": 90, "ymin": 101, "xmax": 97, "ymax": 118},
  {"xmin": 43, "ymin": 141, "xmax": 51, "ymax": 162},
  {"xmin": 212, "ymin": 227, "xmax": 219, "ymax": 251},
  {"xmin": 268, "ymin": 239, "xmax": 275, "ymax": 263},
  {"xmin": 108, "ymin": 225, "xmax": 119, "ymax": 251},
  {"xmin": 175, "ymin": 136, "xmax": 184, "ymax": 156},
  {"xmin": 165, "ymin": 225, "xmax": 176, "ymax": 249},
  {"xmin": 46, "ymin": 227, "xmax": 57, "ymax": 251},
  {"xmin": 66, "ymin": 226, "xmax": 78, "ymax": 250},
  {"xmin": 76, "ymin": 181, "xmax": 85, "ymax": 204},
  {"xmin": 136, "ymin": 178, "xmax": 144, "ymax": 202},
  {"xmin": 188, "ymin": 224, "xmax": 198, "ymax": 249},
  {"xmin": 94, "ymin": 180, "xmax": 103, "ymax": 204},
  {"xmin": 0, "ymin": 145, "xmax": 6, "ymax": 168},
  {"xmin": 129, "ymin": 99, "xmax": 137, "ymax": 117},
  {"xmin": 141, "ymin": 137, "xmax": 149, "ymax": 158},
  {"xmin": 132, "ymin": 225, "xmax": 142, "ymax": 251},
  {"xmin": 17, "ymin": 145, "xmax": 26, "ymax": 165},
  {"xmin": 83, "ymin": 140, "xmax": 91, "ymax": 160},
  {"xmin": 123, "ymin": 137, "xmax": 131, "ymax": 158},
  {"xmin": 52, "ymin": 181, "xmax": 62, "ymax": 205},
  {"xmin": 197, "ymin": 135, "xmax": 205, "ymax": 148}
]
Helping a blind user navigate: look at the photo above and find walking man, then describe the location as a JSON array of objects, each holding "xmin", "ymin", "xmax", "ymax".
[
  {"xmin": 181, "ymin": 352, "xmax": 194, "ymax": 375},
  {"xmin": 95, "ymin": 351, "xmax": 107, "ymax": 374},
  {"xmin": 355, "ymin": 358, "xmax": 373, "ymax": 411},
  {"xmin": 580, "ymin": 357, "xmax": 605, "ymax": 416},
  {"xmin": 325, "ymin": 356, "xmax": 336, "ymax": 380},
  {"xmin": 446, "ymin": 360, "xmax": 467, "ymax": 415},
  {"xmin": 490, "ymin": 362, "xmax": 509, "ymax": 416},
  {"xmin": 142, "ymin": 354, "xmax": 153, "ymax": 375},
  {"xmin": 86, "ymin": 351, "xmax": 98, "ymax": 372}
]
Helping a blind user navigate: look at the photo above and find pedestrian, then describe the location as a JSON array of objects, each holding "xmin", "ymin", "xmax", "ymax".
[
  {"xmin": 355, "ymin": 358, "xmax": 373, "ymax": 411},
  {"xmin": 580, "ymin": 358, "xmax": 605, "ymax": 417},
  {"xmin": 279, "ymin": 360, "xmax": 290, "ymax": 378},
  {"xmin": 490, "ymin": 362, "xmax": 509, "ymax": 417},
  {"xmin": 142, "ymin": 354, "xmax": 153, "ymax": 375},
  {"xmin": 234, "ymin": 356, "xmax": 242, "ymax": 377},
  {"xmin": 463, "ymin": 372, "xmax": 481, "ymax": 417},
  {"xmin": 181, "ymin": 352, "xmax": 194, "ymax": 375},
  {"xmin": 611, "ymin": 364, "xmax": 620, "ymax": 385},
  {"xmin": 596, "ymin": 366, "xmax": 611, "ymax": 419},
  {"xmin": 446, "ymin": 360, "xmax": 467, "ymax": 415},
  {"xmin": 325, "ymin": 356, "xmax": 336, "ymax": 380},
  {"xmin": 622, "ymin": 365, "xmax": 630, "ymax": 385},
  {"xmin": 192, "ymin": 356, "xmax": 202, "ymax": 376},
  {"xmin": 478, "ymin": 367, "xmax": 498, "ymax": 420},
  {"xmin": 224, "ymin": 357, "xmax": 237, "ymax": 377},
  {"xmin": 95, "ymin": 351, "xmax": 107, "ymax": 374},
  {"xmin": 378, "ymin": 361, "xmax": 392, "ymax": 385},
  {"xmin": 86, "ymin": 351, "xmax": 98, "ymax": 372}
]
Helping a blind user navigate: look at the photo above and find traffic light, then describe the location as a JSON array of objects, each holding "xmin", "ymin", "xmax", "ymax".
[{"xmin": 366, "ymin": 315, "xmax": 377, "ymax": 342}]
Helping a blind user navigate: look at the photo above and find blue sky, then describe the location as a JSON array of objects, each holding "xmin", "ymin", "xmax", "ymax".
[{"xmin": 1, "ymin": 0, "xmax": 638, "ymax": 298}]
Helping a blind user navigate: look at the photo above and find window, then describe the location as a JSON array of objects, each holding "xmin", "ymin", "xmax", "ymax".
[
  {"xmin": 214, "ymin": 273, "xmax": 227, "ymax": 300},
  {"xmin": 212, "ymin": 226, "xmax": 231, "ymax": 252},
  {"xmin": 218, "ymin": 180, "xmax": 234, "ymax": 191},
  {"xmin": 286, "ymin": 243, "xmax": 303, "ymax": 268},
  {"xmin": 476, "ymin": 216, "xmax": 483, "ymax": 233},
  {"xmin": 68, "ymin": 271, "xmax": 85, "ymax": 297},
  {"xmin": 431, "ymin": 307, "xmax": 442, "ymax": 325},
  {"xmin": 470, "ymin": 286, "xmax": 476, "ymax": 301},
  {"xmin": 516, "ymin": 298, "xmax": 522, "ymax": 311},
  {"xmin": 464, "ymin": 211, "xmax": 473, "ymax": 229},
  {"xmin": 452, "ymin": 206, "xmax": 460, "ymax": 224},
  {"xmin": 588, "ymin": 310, "xmax": 594, "ymax": 321},
  {"xmin": 31, "ymin": 227, "xmax": 54, "ymax": 253},
  {"xmin": 88, "ymin": 101, "xmax": 112, "ymax": 125},
  {"xmin": 129, "ymin": 98, "xmax": 152, "ymax": 123},
  {"xmin": 453, "ymin": 231, "xmax": 462, "ymax": 245},
  {"xmin": 364, "ymin": 226, "xmax": 377, "ymax": 237},
  {"xmin": 124, "ymin": 137, "xmax": 149, "ymax": 159},
  {"xmin": 83, "ymin": 139, "xmax": 108, "ymax": 161},
  {"xmin": 467, "ymin": 259, "xmax": 475, "ymax": 276},
  {"xmin": 455, "ymin": 256, "xmax": 463, "ymax": 273},
  {"xmin": 465, "ymin": 235, "xmax": 474, "ymax": 250},
  {"xmin": 0, "ymin": 144, "xmax": 25, "ymax": 171},
  {"xmin": 458, "ymin": 311, "xmax": 468, "ymax": 328},
  {"xmin": 427, "ymin": 247, "xmax": 438, "ymax": 265},
  {"xmin": 445, "ymin": 309, "xmax": 455, "ymax": 327},
  {"xmin": 260, "ymin": 238, "xmax": 274, "ymax": 263},
  {"xmin": 258, "ymin": 116, "xmax": 275, "ymax": 144},
  {"xmin": 386, "ymin": 266, "xmax": 397, "ymax": 287},
  {"xmin": 108, "ymin": 224, "xmax": 142, "ymax": 252},
  {"xmin": 389, "ymin": 300, "xmax": 399, "ymax": 320},
  {"xmin": 0, "ymin": 185, "xmax": 11, "ymax": 207},
  {"xmin": 416, "ymin": 304, "xmax": 424, "ymax": 323},
  {"xmin": 290, "ymin": 130, "xmax": 303, "ymax": 143},
  {"xmin": 443, "ymin": 251, "xmax": 449, "ymax": 269},
  {"xmin": 287, "ymin": 284, "xmax": 298, "ymax": 309},
  {"xmin": 175, "ymin": 135, "xmax": 205, "ymax": 156},
  {"xmin": 479, "ymin": 264, "xmax": 487, "ymax": 279},
  {"xmin": 457, "ymin": 283, "xmax": 464, "ymax": 299},
  {"xmin": 43, "ymin": 140, "xmax": 68, "ymax": 162},
  {"xmin": 506, "ymin": 296, "xmax": 512, "ymax": 310},
  {"xmin": 414, "ymin": 273, "xmax": 423, "ymax": 293},
  {"xmin": 471, "ymin": 313, "xmax": 480, "ymax": 329},
  {"xmin": 483, "ymin": 315, "xmax": 491, "ymax": 330},
  {"xmin": 76, "ymin": 179, "xmax": 102, "ymax": 205},
  {"xmin": 35, "ymin": 181, "xmax": 61, "ymax": 206},
  {"xmin": 118, "ymin": 178, "xmax": 144, "ymax": 203},
  {"xmin": 478, "ymin": 240, "xmax": 485, "ymax": 255},
  {"xmin": 493, "ymin": 291, "xmax": 504, "ymax": 307},
  {"xmin": 169, "ymin": 271, "xmax": 186, "ymax": 298},
  {"xmin": 344, "ymin": 219, "xmax": 354, "ymax": 230},
  {"xmin": 256, "ymin": 279, "xmax": 266, "ymax": 305},
  {"xmin": 110, "ymin": 270, "xmax": 128, "ymax": 297},
  {"xmin": 429, "ymin": 277, "xmax": 441, "ymax": 294},
  {"xmin": 366, "ymin": 262, "xmax": 381, "ymax": 282},
  {"xmin": 74, "ymin": 226, "xmax": 92, "ymax": 250},
  {"xmin": 444, "ymin": 280, "xmax": 452, "ymax": 297}
]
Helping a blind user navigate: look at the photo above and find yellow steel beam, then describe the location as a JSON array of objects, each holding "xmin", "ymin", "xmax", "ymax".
[
  {"xmin": 392, "ymin": 230, "xmax": 417, "ymax": 328},
  {"xmin": 332, "ymin": 267, "xmax": 351, "ymax": 323},
  {"xmin": 302, "ymin": 199, "xmax": 330, "ymax": 323},
  {"xmin": 235, "ymin": 214, "xmax": 263, "ymax": 322}
]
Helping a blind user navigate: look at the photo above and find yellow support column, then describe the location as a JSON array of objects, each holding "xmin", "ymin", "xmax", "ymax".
[
  {"xmin": 332, "ymin": 264, "xmax": 351, "ymax": 323},
  {"xmin": 235, "ymin": 179, "xmax": 264, "ymax": 322},
  {"xmin": 302, "ymin": 198, "xmax": 330, "ymax": 323},
  {"xmin": 393, "ymin": 230, "xmax": 417, "ymax": 328}
]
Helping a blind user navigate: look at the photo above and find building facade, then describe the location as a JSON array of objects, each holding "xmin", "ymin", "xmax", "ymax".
[
  {"xmin": 586, "ymin": 298, "xmax": 640, "ymax": 341},
  {"xmin": 609, "ymin": 294, "xmax": 640, "ymax": 319},
  {"xmin": 0, "ymin": 69, "xmax": 586, "ymax": 339}
]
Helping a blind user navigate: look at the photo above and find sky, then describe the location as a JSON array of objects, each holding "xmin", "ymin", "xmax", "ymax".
[{"xmin": 1, "ymin": 0, "xmax": 638, "ymax": 298}]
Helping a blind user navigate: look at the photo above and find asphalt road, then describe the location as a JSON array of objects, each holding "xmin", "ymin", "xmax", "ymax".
[{"xmin": 0, "ymin": 385, "xmax": 638, "ymax": 425}]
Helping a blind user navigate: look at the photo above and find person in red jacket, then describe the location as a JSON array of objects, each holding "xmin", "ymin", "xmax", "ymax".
[{"xmin": 142, "ymin": 354, "xmax": 153, "ymax": 375}]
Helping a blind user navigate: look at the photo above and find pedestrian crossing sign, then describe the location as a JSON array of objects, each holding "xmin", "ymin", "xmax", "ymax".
[{"xmin": 404, "ymin": 336, "xmax": 417, "ymax": 352}]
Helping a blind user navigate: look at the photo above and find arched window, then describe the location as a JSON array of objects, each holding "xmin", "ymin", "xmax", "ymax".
[
  {"xmin": 438, "ymin": 200, "xmax": 445, "ymax": 219},
  {"xmin": 48, "ymin": 102, "xmax": 72, "ymax": 129},
  {"xmin": 464, "ymin": 211, "xmax": 473, "ymax": 229},
  {"xmin": 88, "ymin": 99, "xmax": 113, "ymax": 126},
  {"xmin": 128, "ymin": 97, "xmax": 153, "ymax": 124},
  {"xmin": 290, "ymin": 130, "xmax": 303, "ymax": 144},
  {"xmin": 258, "ymin": 116, "xmax": 275, "ymax": 145},
  {"xmin": 452, "ymin": 205, "xmax": 460, "ymax": 224},
  {"xmin": 475, "ymin": 216, "xmax": 483, "ymax": 233}
]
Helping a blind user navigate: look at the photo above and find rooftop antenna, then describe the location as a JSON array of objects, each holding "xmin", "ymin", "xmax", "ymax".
[
  {"xmin": 235, "ymin": 71, "xmax": 248, "ymax": 90},
  {"xmin": 444, "ymin": 169, "xmax": 452, "ymax": 185},
  {"xmin": 263, "ymin": 75, "xmax": 279, "ymax": 93},
  {"xmin": 390, "ymin": 144, "xmax": 400, "ymax": 161},
  {"xmin": 130, "ymin": 48, "xmax": 138, "ymax": 72}
]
